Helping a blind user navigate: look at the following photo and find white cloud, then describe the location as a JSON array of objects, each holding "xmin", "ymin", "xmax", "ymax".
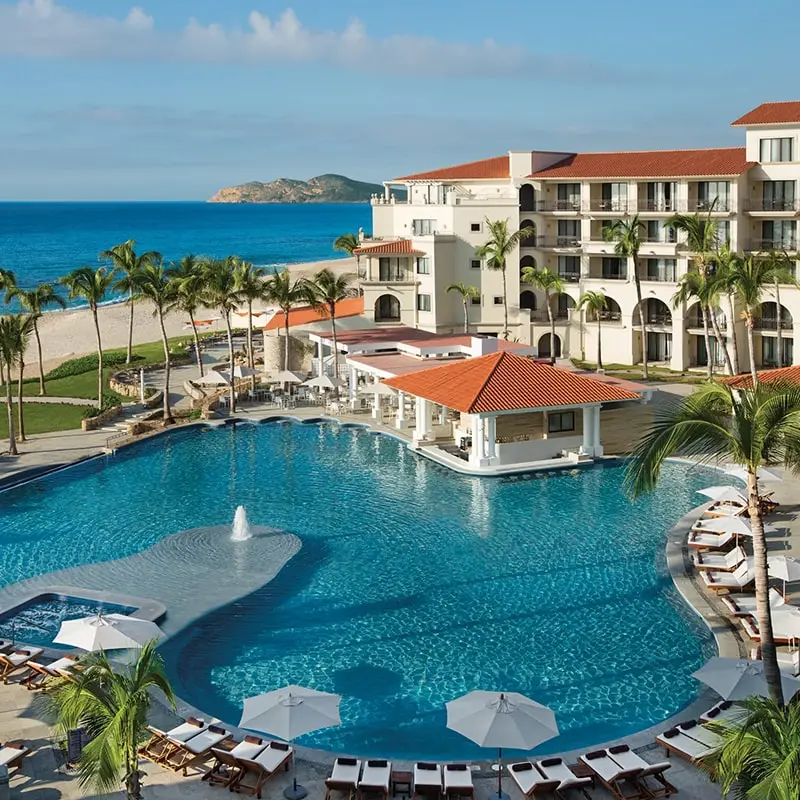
[{"xmin": 0, "ymin": 0, "xmax": 631, "ymax": 80}]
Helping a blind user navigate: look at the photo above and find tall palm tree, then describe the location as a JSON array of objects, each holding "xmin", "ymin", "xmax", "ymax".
[
  {"xmin": 10, "ymin": 314, "xmax": 35, "ymax": 442},
  {"xmin": 135, "ymin": 262, "xmax": 177, "ymax": 425},
  {"xmin": 101, "ymin": 240, "xmax": 162, "ymax": 364},
  {"xmin": 713, "ymin": 245, "xmax": 743, "ymax": 375},
  {"xmin": 603, "ymin": 216, "xmax": 648, "ymax": 379},
  {"xmin": 166, "ymin": 254, "xmax": 206, "ymax": 377},
  {"xmin": 5, "ymin": 283, "xmax": 66, "ymax": 394},
  {"xmin": 262, "ymin": 269, "xmax": 311, "ymax": 373},
  {"xmin": 706, "ymin": 696, "xmax": 800, "ymax": 798},
  {"xmin": 0, "ymin": 315, "xmax": 33, "ymax": 454},
  {"xmin": 576, "ymin": 291, "xmax": 607, "ymax": 372},
  {"xmin": 201, "ymin": 257, "xmax": 242, "ymax": 413},
  {"xmin": 59, "ymin": 267, "xmax": 115, "ymax": 407},
  {"xmin": 475, "ymin": 218, "xmax": 537, "ymax": 339},
  {"xmin": 446, "ymin": 282, "xmax": 481, "ymax": 333},
  {"xmin": 0, "ymin": 269, "xmax": 17, "ymax": 399},
  {"xmin": 521, "ymin": 266, "xmax": 565, "ymax": 364},
  {"xmin": 333, "ymin": 233, "xmax": 360, "ymax": 256},
  {"xmin": 307, "ymin": 268, "xmax": 356, "ymax": 393},
  {"xmin": 762, "ymin": 250, "xmax": 798, "ymax": 370},
  {"xmin": 626, "ymin": 381, "xmax": 800, "ymax": 704},
  {"xmin": 47, "ymin": 640, "xmax": 175, "ymax": 800},
  {"xmin": 233, "ymin": 259, "xmax": 268, "ymax": 371}
]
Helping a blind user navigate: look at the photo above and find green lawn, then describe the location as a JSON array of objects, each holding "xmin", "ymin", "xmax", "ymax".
[{"xmin": 0, "ymin": 402, "xmax": 92, "ymax": 438}]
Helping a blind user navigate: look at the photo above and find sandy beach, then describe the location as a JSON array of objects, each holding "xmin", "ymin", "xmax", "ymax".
[{"xmin": 29, "ymin": 257, "xmax": 357, "ymax": 370}]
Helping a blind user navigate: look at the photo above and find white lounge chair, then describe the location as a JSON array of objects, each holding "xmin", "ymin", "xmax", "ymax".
[
  {"xmin": 230, "ymin": 738, "xmax": 268, "ymax": 761},
  {"xmin": 605, "ymin": 745, "xmax": 675, "ymax": 798},
  {"xmin": 0, "ymin": 741, "xmax": 29, "ymax": 772},
  {"xmin": 413, "ymin": 763, "xmax": 442, "ymax": 798},
  {"xmin": 655, "ymin": 728, "xmax": 713, "ymax": 764},
  {"xmin": 692, "ymin": 545, "xmax": 746, "ymax": 571},
  {"xmin": 688, "ymin": 530, "xmax": 734, "ymax": 550},
  {"xmin": 140, "ymin": 718, "xmax": 208, "ymax": 762},
  {"xmin": 705, "ymin": 502, "xmax": 746, "ymax": 518},
  {"xmin": 579, "ymin": 750, "xmax": 647, "ymax": 799},
  {"xmin": 750, "ymin": 646, "xmax": 800, "ymax": 676},
  {"xmin": 22, "ymin": 655, "xmax": 81, "ymax": 689},
  {"xmin": 700, "ymin": 701, "xmax": 745, "ymax": 725},
  {"xmin": 534, "ymin": 757, "xmax": 593, "ymax": 796},
  {"xmin": 0, "ymin": 648, "xmax": 44, "ymax": 683},
  {"xmin": 677, "ymin": 721, "xmax": 722, "ymax": 749},
  {"xmin": 325, "ymin": 757, "xmax": 362, "ymax": 800},
  {"xmin": 202, "ymin": 737, "xmax": 268, "ymax": 789},
  {"xmin": 162, "ymin": 723, "xmax": 232, "ymax": 774},
  {"xmin": 443, "ymin": 764, "xmax": 474, "ymax": 798},
  {"xmin": 508, "ymin": 763, "xmax": 560, "ymax": 798},
  {"xmin": 358, "ymin": 759, "xmax": 392, "ymax": 800},
  {"xmin": 251, "ymin": 741, "xmax": 293, "ymax": 773},
  {"xmin": 232, "ymin": 742, "xmax": 294, "ymax": 796},
  {"xmin": 701, "ymin": 561, "xmax": 754, "ymax": 593}
]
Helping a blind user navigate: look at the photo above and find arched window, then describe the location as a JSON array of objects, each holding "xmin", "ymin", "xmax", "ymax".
[
  {"xmin": 519, "ymin": 184, "xmax": 536, "ymax": 212},
  {"xmin": 520, "ymin": 255, "xmax": 537, "ymax": 281},
  {"xmin": 375, "ymin": 294, "xmax": 400, "ymax": 322},
  {"xmin": 538, "ymin": 333, "xmax": 562, "ymax": 358},
  {"xmin": 635, "ymin": 298, "xmax": 672, "ymax": 326},
  {"xmin": 520, "ymin": 291, "xmax": 536, "ymax": 310},
  {"xmin": 589, "ymin": 296, "xmax": 621, "ymax": 322},
  {"xmin": 756, "ymin": 301, "xmax": 793, "ymax": 330}
]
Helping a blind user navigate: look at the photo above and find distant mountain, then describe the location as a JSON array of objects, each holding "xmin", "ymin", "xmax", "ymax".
[{"xmin": 207, "ymin": 174, "xmax": 404, "ymax": 204}]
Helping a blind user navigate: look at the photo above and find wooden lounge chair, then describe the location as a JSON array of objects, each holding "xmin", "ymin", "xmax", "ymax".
[
  {"xmin": 579, "ymin": 750, "xmax": 646, "ymax": 800},
  {"xmin": 692, "ymin": 545, "xmax": 746, "ymax": 572},
  {"xmin": 700, "ymin": 701, "xmax": 743, "ymax": 725},
  {"xmin": 704, "ymin": 502, "xmax": 746, "ymax": 518},
  {"xmin": 701, "ymin": 562, "xmax": 754, "ymax": 593},
  {"xmin": 203, "ymin": 737, "xmax": 267, "ymax": 788},
  {"xmin": 358, "ymin": 759, "xmax": 392, "ymax": 800},
  {"xmin": 0, "ymin": 648, "xmax": 44, "ymax": 683},
  {"xmin": 161, "ymin": 724, "xmax": 231, "ymax": 775},
  {"xmin": 0, "ymin": 640, "xmax": 13, "ymax": 654},
  {"xmin": 508, "ymin": 763, "xmax": 560, "ymax": 798},
  {"xmin": 413, "ymin": 762, "xmax": 442, "ymax": 800},
  {"xmin": 534, "ymin": 758, "xmax": 592, "ymax": 798},
  {"xmin": 750, "ymin": 645, "xmax": 800, "ymax": 676},
  {"xmin": 687, "ymin": 530, "xmax": 735, "ymax": 550},
  {"xmin": 677, "ymin": 720, "xmax": 723, "ymax": 749},
  {"xmin": 443, "ymin": 764, "xmax": 473, "ymax": 799},
  {"xmin": 139, "ymin": 718, "xmax": 207, "ymax": 762},
  {"xmin": 0, "ymin": 741, "xmax": 29, "ymax": 772},
  {"xmin": 230, "ymin": 742, "xmax": 293, "ymax": 798},
  {"xmin": 605, "ymin": 745, "xmax": 676, "ymax": 798},
  {"xmin": 655, "ymin": 727, "xmax": 714, "ymax": 765},
  {"xmin": 22, "ymin": 655, "xmax": 80, "ymax": 690},
  {"xmin": 325, "ymin": 757, "xmax": 362, "ymax": 800}
]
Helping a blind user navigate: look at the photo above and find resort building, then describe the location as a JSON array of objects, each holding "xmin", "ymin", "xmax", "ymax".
[{"xmin": 356, "ymin": 100, "xmax": 800, "ymax": 372}]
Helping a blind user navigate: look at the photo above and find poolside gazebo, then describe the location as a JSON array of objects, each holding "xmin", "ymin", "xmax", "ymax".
[{"xmin": 382, "ymin": 345, "xmax": 643, "ymax": 473}]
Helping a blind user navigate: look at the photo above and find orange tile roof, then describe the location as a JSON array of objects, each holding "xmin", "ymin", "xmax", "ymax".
[
  {"xmin": 263, "ymin": 296, "xmax": 364, "ymax": 330},
  {"xmin": 394, "ymin": 155, "xmax": 510, "ymax": 181},
  {"xmin": 382, "ymin": 351, "xmax": 640, "ymax": 413},
  {"xmin": 732, "ymin": 101, "xmax": 800, "ymax": 126},
  {"xmin": 529, "ymin": 148, "xmax": 753, "ymax": 179},
  {"xmin": 721, "ymin": 365, "xmax": 800, "ymax": 389},
  {"xmin": 352, "ymin": 239, "xmax": 425, "ymax": 256}
]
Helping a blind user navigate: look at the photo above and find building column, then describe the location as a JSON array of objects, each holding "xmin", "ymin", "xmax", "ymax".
[
  {"xmin": 593, "ymin": 406, "xmax": 603, "ymax": 456},
  {"xmin": 396, "ymin": 391, "xmax": 407, "ymax": 429},
  {"xmin": 413, "ymin": 397, "xmax": 431, "ymax": 443},
  {"xmin": 470, "ymin": 414, "xmax": 483, "ymax": 465},
  {"xmin": 349, "ymin": 366, "xmax": 358, "ymax": 401},
  {"xmin": 438, "ymin": 405, "xmax": 447, "ymax": 425},
  {"xmin": 317, "ymin": 341, "xmax": 325, "ymax": 377},
  {"xmin": 582, "ymin": 407, "xmax": 593, "ymax": 456},
  {"xmin": 485, "ymin": 415, "xmax": 497, "ymax": 460},
  {"xmin": 372, "ymin": 393, "xmax": 381, "ymax": 420}
]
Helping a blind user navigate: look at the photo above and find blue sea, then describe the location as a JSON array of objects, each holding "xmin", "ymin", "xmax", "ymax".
[{"xmin": 0, "ymin": 202, "xmax": 371, "ymax": 299}]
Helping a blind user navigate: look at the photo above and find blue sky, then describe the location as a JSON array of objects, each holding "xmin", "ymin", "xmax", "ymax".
[{"xmin": 1, "ymin": 0, "xmax": 798, "ymax": 200}]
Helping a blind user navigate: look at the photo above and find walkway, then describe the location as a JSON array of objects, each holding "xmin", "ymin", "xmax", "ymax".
[{"xmin": 19, "ymin": 396, "xmax": 93, "ymax": 406}]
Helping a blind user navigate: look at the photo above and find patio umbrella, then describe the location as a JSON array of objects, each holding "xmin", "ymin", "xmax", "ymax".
[
  {"xmin": 194, "ymin": 370, "xmax": 231, "ymax": 386},
  {"xmin": 692, "ymin": 657, "xmax": 800, "ymax": 702},
  {"xmin": 446, "ymin": 691, "xmax": 559, "ymax": 800},
  {"xmin": 694, "ymin": 516, "xmax": 754, "ymax": 535},
  {"xmin": 768, "ymin": 556, "xmax": 800, "ymax": 597},
  {"xmin": 303, "ymin": 375, "xmax": 344, "ymax": 390},
  {"xmin": 697, "ymin": 486, "xmax": 747, "ymax": 505},
  {"xmin": 723, "ymin": 465, "xmax": 783, "ymax": 484},
  {"xmin": 270, "ymin": 370, "xmax": 306, "ymax": 385},
  {"xmin": 239, "ymin": 685, "xmax": 341, "ymax": 800},
  {"xmin": 359, "ymin": 382, "xmax": 397, "ymax": 397},
  {"xmin": 53, "ymin": 613, "xmax": 164, "ymax": 652},
  {"xmin": 770, "ymin": 605, "xmax": 800, "ymax": 642}
]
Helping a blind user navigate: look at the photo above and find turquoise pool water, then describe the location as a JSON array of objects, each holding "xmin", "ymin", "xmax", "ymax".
[{"xmin": 0, "ymin": 421, "xmax": 716, "ymax": 759}]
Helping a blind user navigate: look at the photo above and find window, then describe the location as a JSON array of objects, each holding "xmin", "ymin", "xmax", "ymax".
[
  {"xmin": 557, "ymin": 294, "xmax": 574, "ymax": 318},
  {"xmin": 470, "ymin": 295, "xmax": 481, "ymax": 305},
  {"xmin": 645, "ymin": 182, "xmax": 677, "ymax": 211},
  {"xmin": 416, "ymin": 256, "xmax": 430, "ymax": 275},
  {"xmin": 548, "ymin": 411, "xmax": 575, "ymax": 434},
  {"xmin": 716, "ymin": 220, "xmax": 731, "ymax": 247},
  {"xmin": 417, "ymin": 294, "xmax": 431, "ymax": 312},
  {"xmin": 601, "ymin": 257, "xmax": 626, "ymax": 279},
  {"xmin": 378, "ymin": 257, "xmax": 406, "ymax": 281},
  {"xmin": 557, "ymin": 255, "xmax": 580, "ymax": 282},
  {"xmin": 763, "ymin": 181, "xmax": 796, "ymax": 211},
  {"xmin": 697, "ymin": 181, "xmax": 730, "ymax": 210},
  {"xmin": 471, "ymin": 259, "xmax": 482, "ymax": 269},
  {"xmin": 762, "ymin": 220, "xmax": 796, "ymax": 249},
  {"xmin": 557, "ymin": 220, "xmax": 581, "ymax": 245},
  {"xmin": 601, "ymin": 182, "xmax": 628, "ymax": 211},
  {"xmin": 646, "ymin": 220, "xmax": 676, "ymax": 243},
  {"xmin": 470, "ymin": 222, "xmax": 482, "ymax": 232},
  {"xmin": 644, "ymin": 259, "xmax": 677, "ymax": 282},
  {"xmin": 556, "ymin": 183, "xmax": 581, "ymax": 209},
  {"xmin": 412, "ymin": 219, "xmax": 437, "ymax": 235},
  {"xmin": 493, "ymin": 296, "xmax": 504, "ymax": 305},
  {"xmin": 760, "ymin": 137, "xmax": 793, "ymax": 163}
]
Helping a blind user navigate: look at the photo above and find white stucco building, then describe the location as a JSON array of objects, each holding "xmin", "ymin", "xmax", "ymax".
[{"xmin": 355, "ymin": 100, "xmax": 800, "ymax": 372}]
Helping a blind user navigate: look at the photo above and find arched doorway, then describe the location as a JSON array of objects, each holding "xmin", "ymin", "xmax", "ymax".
[
  {"xmin": 520, "ymin": 255, "xmax": 537, "ymax": 281},
  {"xmin": 520, "ymin": 291, "xmax": 536, "ymax": 310},
  {"xmin": 374, "ymin": 294, "xmax": 400, "ymax": 322},
  {"xmin": 635, "ymin": 298, "xmax": 672, "ymax": 326},
  {"xmin": 538, "ymin": 332, "xmax": 561, "ymax": 358},
  {"xmin": 519, "ymin": 184, "xmax": 536, "ymax": 212},
  {"xmin": 591, "ymin": 296, "xmax": 621, "ymax": 322},
  {"xmin": 520, "ymin": 219, "xmax": 537, "ymax": 246},
  {"xmin": 552, "ymin": 294, "xmax": 575, "ymax": 319}
]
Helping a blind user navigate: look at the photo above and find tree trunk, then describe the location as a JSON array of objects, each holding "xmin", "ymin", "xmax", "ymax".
[
  {"xmin": 709, "ymin": 306, "xmax": 734, "ymax": 375},
  {"xmin": 633, "ymin": 257, "xmax": 649, "ymax": 379},
  {"xmin": 92, "ymin": 307, "xmax": 104, "ymax": 408},
  {"xmin": 16, "ymin": 357, "xmax": 25, "ymax": 442},
  {"xmin": 283, "ymin": 311, "xmax": 290, "ymax": 372},
  {"xmin": 501, "ymin": 267, "xmax": 509, "ymax": 339},
  {"xmin": 246, "ymin": 299, "xmax": 254, "ymax": 370},
  {"xmin": 727, "ymin": 292, "xmax": 740, "ymax": 374},
  {"xmin": 463, "ymin": 299, "xmax": 469, "ymax": 334},
  {"xmin": 157, "ymin": 309, "xmax": 174, "ymax": 425},
  {"xmin": 545, "ymin": 291, "xmax": 556, "ymax": 364},
  {"xmin": 748, "ymin": 470, "xmax": 784, "ymax": 704},
  {"xmin": 224, "ymin": 312, "xmax": 236, "ymax": 413},
  {"xmin": 5, "ymin": 361, "xmax": 17, "ymax": 456},
  {"xmin": 330, "ymin": 301, "xmax": 340, "ymax": 399},
  {"xmin": 746, "ymin": 311, "xmax": 759, "ymax": 387},
  {"xmin": 596, "ymin": 317, "xmax": 603, "ymax": 372},
  {"xmin": 775, "ymin": 279, "xmax": 783, "ymax": 368},
  {"xmin": 34, "ymin": 318, "xmax": 46, "ymax": 395},
  {"xmin": 700, "ymin": 304, "xmax": 714, "ymax": 379},
  {"xmin": 189, "ymin": 311, "xmax": 204, "ymax": 377},
  {"xmin": 126, "ymin": 288, "xmax": 134, "ymax": 364},
  {"xmin": 125, "ymin": 746, "xmax": 142, "ymax": 800}
]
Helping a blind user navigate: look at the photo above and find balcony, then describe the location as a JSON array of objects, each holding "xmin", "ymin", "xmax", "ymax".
[
  {"xmin": 637, "ymin": 199, "xmax": 680, "ymax": 213},
  {"xmin": 687, "ymin": 199, "xmax": 732, "ymax": 213},
  {"xmin": 640, "ymin": 234, "xmax": 677, "ymax": 245},
  {"xmin": 640, "ymin": 269, "xmax": 677, "ymax": 283},
  {"xmin": 745, "ymin": 199, "xmax": 799, "ymax": 213},
  {"xmin": 754, "ymin": 317, "xmax": 793, "ymax": 331},
  {"xmin": 748, "ymin": 239, "xmax": 798, "ymax": 252},
  {"xmin": 645, "ymin": 313, "xmax": 673, "ymax": 326},
  {"xmin": 588, "ymin": 200, "xmax": 630, "ymax": 213},
  {"xmin": 534, "ymin": 199, "xmax": 583, "ymax": 213},
  {"xmin": 534, "ymin": 236, "xmax": 582, "ymax": 249},
  {"xmin": 597, "ymin": 310, "xmax": 622, "ymax": 322},
  {"xmin": 557, "ymin": 271, "xmax": 581, "ymax": 283}
]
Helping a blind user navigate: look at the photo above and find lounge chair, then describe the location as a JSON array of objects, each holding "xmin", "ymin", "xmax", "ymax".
[
  {"xmin": 203, "ymin": 737, "xmax": 267, "ymax": 788},
  {"xmin": 534, "ymin": 758, "xmax": 592, "ymax": 798},
  {"xmin": 700, "ymin": 701, "xmax": 744, "ymax": 725},
  {"xmin": 579, "ymin": 750, "xmax": 646, "ymax": 800},
  {"xmin": 413, "ymin": 762, "xmax": 442, "ymax": 799},
  {"xmin": 358, "ymin": 759, "xmax": 392, "ymax": 800},
  {"xmin": 508, "ymin": 763, "xmax": 560, "ymax": 798},
  {"xmin": 0, "ymin": 648, "xmax": 44, "ymax": 683},
  {"xmin": 705, "ymin": 502, "xmax": 746, "ymax": 518},
  {"xmin": 0, "ymin": 640, "xmax": 12, "ymax": 653},
  {"xmin": 231, "ymin": 742, "xmax": 293, "ymax": 798},
  {"xmin": 655, "ymin": 727, "xmax": 714, "ymax": 764},
  {"xmin": 687, "ymin": 530, "xmax": 734, "ymax": 550},
  {"xmin": 740, "ymin": 615, "xmax": 761, "ymax": 641},
  {"xmin": 605, "ymin": 745, "xmax": 675, "ymax": 798},
  {"xmin": 750, "ymin": 646, "xmax": 800, "ymax": 676},
  {"xmin": 676, "ymin": 720, "xmax": 723, "ymax": 749},
  {"xmin": 0, "ymin": 741, "xmax": 29, "ymax": 772},
  {"xmin": 325, "ymin": 757, "xmax": 362, "ymax": 800},
  {"xmin": 443, "ymin": 764, "xmax": 473, "ymax": 799},
  {"xmin": 161, "ymin": 723, "xmax": 231, "ymax": 774},
  {"xmin": 700, "ymin": 562, "xmax": 754, "ymax": 593},
  {"xmin": 139, "ymin": 717, "xmax": 208, "ymax": 762},
  {"xmin": 692, "ymin": 545, "xmax": 746, "ymax": 571},
  {"xmin": 723, "ymin": 588, "xmax": 786, "ymax": 617},
  {"xmin": 22, "ymin": 655, "xmax": 80, "ymax": 690}
]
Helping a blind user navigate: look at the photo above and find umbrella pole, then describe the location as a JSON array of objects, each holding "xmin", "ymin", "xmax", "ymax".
[{"xmin": 497, "ymin": 747, "xmax": 504, "ymax": 800}]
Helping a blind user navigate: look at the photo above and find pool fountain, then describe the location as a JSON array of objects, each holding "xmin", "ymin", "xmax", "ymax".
[{"xmin": 231, "ymin": 506, "xmax": 253, "ymax": 542}]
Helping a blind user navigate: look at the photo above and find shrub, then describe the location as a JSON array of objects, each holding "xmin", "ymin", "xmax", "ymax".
[
  {"xmin": 82, "ymin": 407, "xmax": 101, "ymax": 419},
  {"xmin": 47, "ymin": 352, "xmax": 135, "ymax": 380}
]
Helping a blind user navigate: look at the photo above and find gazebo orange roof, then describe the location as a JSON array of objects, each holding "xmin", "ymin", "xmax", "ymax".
[
  {"xmin": 383, "ymin": 351, "xmax": 640, "ymax": 413},
  {"xmin": 721, "ymin": 365, "xmax": 800, "ymax": 389},
  {"xmin": 262, "ymin": 296, "xmax": 364, "ymax": 330}
]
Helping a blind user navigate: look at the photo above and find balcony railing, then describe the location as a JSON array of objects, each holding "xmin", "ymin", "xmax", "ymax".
[
  {"xmin": 641, "ymin": 270, "xmax": 677, "ymax": 282},
  {"xmin": 746, "ymin": 199, "xmax": 799, "ymax": 212},
  {"xmin": 645, "ymin": 314, "xmax": 673, "ymax": 326},
  {"xmin": 534, "ymin": 199, "xmax": 583, "ymax": 212},
  {"xmin": 754, "ymin": 317, "xmax": 793, "ymax": 331},
  {"xmin": 637, "ymin": 199, "xmax": 679, "ymax": 212},
  {"xmin": 640, "ymin": 235, "xmax": 678, "ymax": 244},
  {"xmin": 750, "ymin": 239, "xmax": 798, "ymax": 252},
  {"xmin": 589, "ymin": 200, "xmax": 630, "ymax": 212},
  {"xmin": 534, "ymin": 236, "xmax": 582, "ymax": 249},
  {"xmin": 688, "ymin": 318, "xmax": 727, "ymax": 331},
  {"xmin": 596, "ymin": 270, "xmax": 627, "ymax": 280},
  {"xmin": 557, "ymin": 271, "xmax": 581, "ymax": 283},
  {"xmin": 687, "ymin": 199, "xmax": 732, "ymax": 213},
  {"xmin": 597, "ymin": 311, "xmax": 622, "ymax": 322}
]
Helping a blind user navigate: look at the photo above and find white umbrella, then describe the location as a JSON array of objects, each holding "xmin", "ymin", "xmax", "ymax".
[
  {"xmin": 54, "ymin": 613, "xmax": 164, "ymax": 652},
  {"xmin": 770, "ymin": 605, "xmax": 800, "ymax": 642},
  {"xmin": 724, "ymin": 465, "xmax": 783, "ymax": 484},
  {"xmin": 195, "ymin": 371, "xmax": 231, "ymax": 386},
  {"xmin": 303, "ymin": 375, "xmax": 344, "ymax": 390},
  {"xmin": 359, "ymin": 382, "xmax": 397, "ymax": 397},
  {"xmin": 769, "ymin": 556, "xmax": 800, "ymax": 597},
  {"xmin": 692, "ymin": 657, "xmax": 800, "ymax": 701},
  {"xmin": 697, "ymin": 486, "xmax": 747, "ymax": 505},
  {"xmin": 694, "ymin": 516, "xmax": 754, "ymax": 536},
  {"xmin": 446, "ymin": 691, "xmax": 559, "ymax": 800},
  {"xmin": 240, "ymin": 685, "xmax": 341, "ymax": 800},
  {"xmin": 270, "ymin": 370, "xmax": 306, "ymax": 385}
]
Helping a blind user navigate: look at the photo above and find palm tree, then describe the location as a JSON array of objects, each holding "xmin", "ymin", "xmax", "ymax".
[
  {"xmin": 0, "ymin": 270, "xmax": 17, "ymax": 399},
  {"xmin": 475, "ymin": 218, "xmax": 537, "ymax": 338},
  {"xmin": 11, "ymin": 314, "xmax": 35, "ymax": 442},
  {"xmin": 59, "ymin": 267, "xmax": 115, "ymax": 407},
  {"xmin": 576, "ymin": 291, "xmax": 607, "ymax": 372},
  {"xmin": 626, "ymin": 381, "xmax": 800, "ymax": 704},
  {"xmin": 47, "ymin": 640, "xmax": 175, "ymax": 800},
  {"xmin": 101, "ymin": 240, "xmax": 162, "ymax": 364},
  {"xmin": 307, "ymin": 268, "xmax": 356, "ymax": 392},
  {"xmin": 0, "ymin": 315, "xmax": 33, "ymax": 454},
  {"xmin": 135, "ymin": 262, "xmax": 177, "ymax": 425},
  {"xmin": 233, "ymin": 259, "xmax": 268, "ymax": 371},
  {"xmin": 706, "ymin": 696, "xmax": 800, "ymax": 798},
  {"xmin": 5, "ymin": 283, "xmax": 66, "ymax": 394},
  {"xmin": 333, "ymin": 233, "xmax": 361, "ymax": 256},
  {"xmin": 673, "ymin": 270, "xmax": 726, "ymax": 379},
  {"xmin": 521, "ymin": 266, "xmax": 565, "ymax": 364},
  {"xmin": 201, "ymin": 257, "xmax": 242, "ymax": 413},
  {"xmin": 446, "ymin": 282, "xmax": 481, "ymax": 333},
  {"xmin": 166, "ymin": 254, "xmax": 207, "ymax": 377},
  {"xmin": 603, "ymin": 216, "xmax": 648, "ymax": 378},
  {"xmin": 262, "ymin": 269, "xmax": 311, "ymax": 373},
  {"xmin": 762, "ymin": 250, "xmax": 798, "ymax": 370},
  {"xmin": 713, "ymin": 245, "xmax": 743, "ymax": 375}
]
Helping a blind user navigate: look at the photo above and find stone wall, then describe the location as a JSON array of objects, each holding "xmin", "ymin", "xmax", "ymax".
[
  {"xmin": 600, "ymin": 402, "xmax": 654, "ymax": 455},
  {"xmin": 81, "ymin": 404, "xmax": 122, "ymax": 431}
]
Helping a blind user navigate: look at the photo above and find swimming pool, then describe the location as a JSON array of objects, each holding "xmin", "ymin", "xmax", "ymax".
[{"xmin": 0, "ymin": 420, "xmax": 716, "ymax": 759}]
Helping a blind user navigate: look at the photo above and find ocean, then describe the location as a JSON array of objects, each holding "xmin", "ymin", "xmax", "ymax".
[{"xmin": 0, "ymin": 202, "xmax": 372, "ymax": 299}]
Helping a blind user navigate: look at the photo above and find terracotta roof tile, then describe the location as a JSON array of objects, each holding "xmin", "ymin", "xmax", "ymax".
[
  {"xmin": 394, "ymin": 155, "xmax": 510, "ymax": 182},
  {"xmin": 352, "ymin": 239, "xmax": 426, "ymax": 256},
  {"xmin": 731, "ymin": 101, "xmax": 800, "ymax": 126},
  {"xmin": 263, "ymin": 296, "xmax": 363, "ymax": 330},
  {"xmin": 721, "ymin": 365, "xmax": 800, "ymax": 389},
  {"xmin": 529, "ymin": 148, "xmax": 753, "ymax": 179},
  {"xmin": 383, "ymin": 351, "xmax": 640, "ymax": 413}
]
